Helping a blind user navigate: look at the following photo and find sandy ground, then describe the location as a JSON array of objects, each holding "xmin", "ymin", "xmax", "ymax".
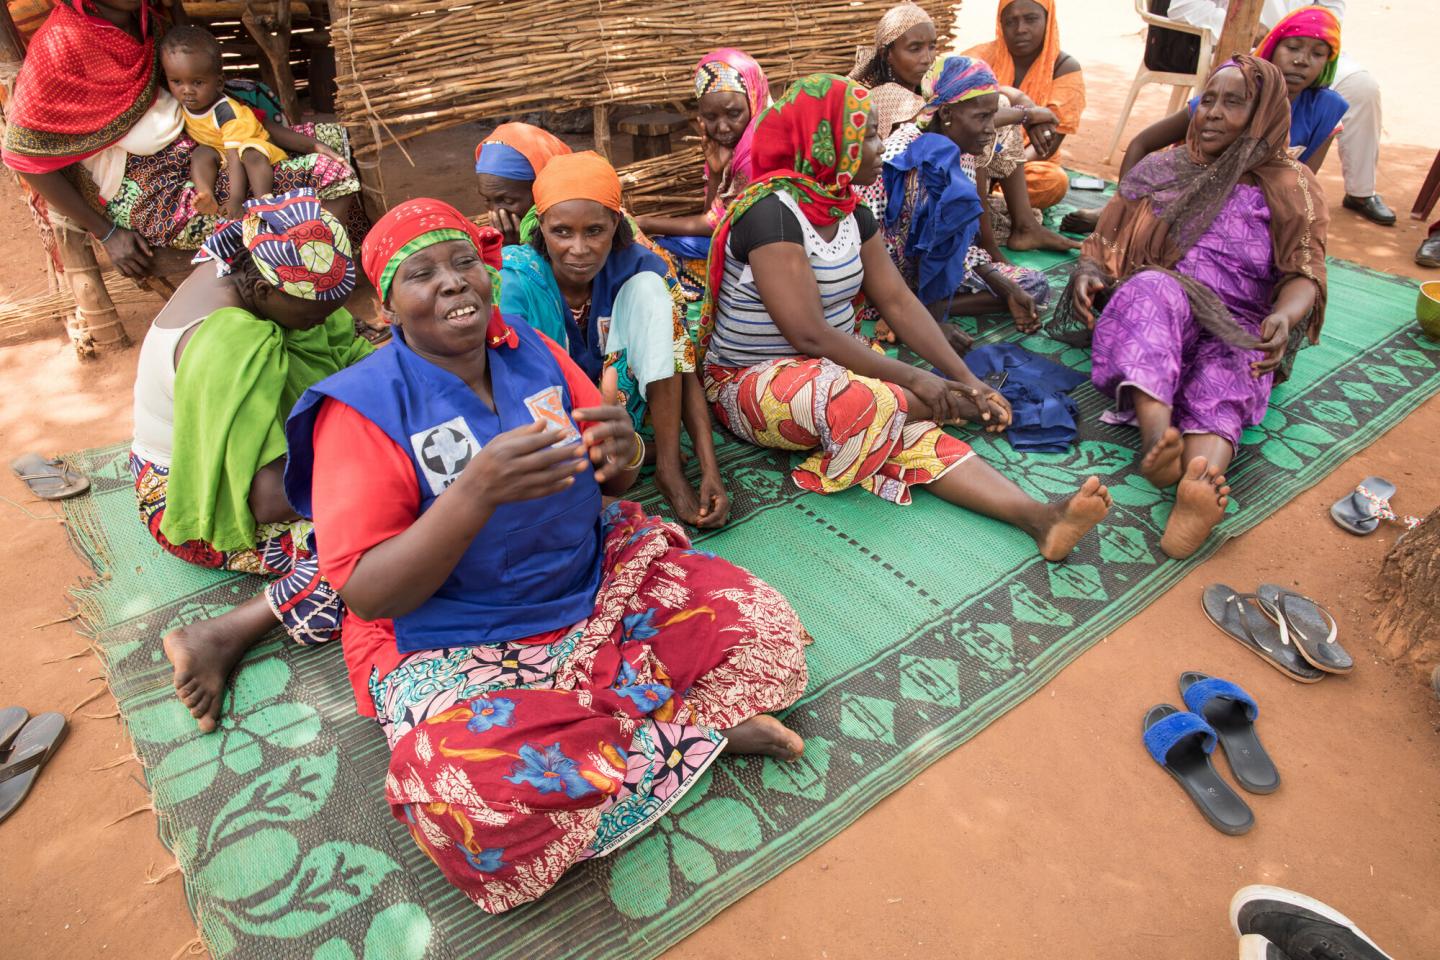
[{"xmin": 1, "ymin": 2, "xmax": 1437, "ymax": 958}]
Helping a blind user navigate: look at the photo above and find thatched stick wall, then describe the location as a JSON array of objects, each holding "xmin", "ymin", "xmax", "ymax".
[{"xmin": 330, "ymin": 0, "xmax": 956, "ymax": 161}]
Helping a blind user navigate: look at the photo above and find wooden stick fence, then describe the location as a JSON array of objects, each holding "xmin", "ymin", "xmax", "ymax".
[{"xmin": 330, "ymin": 0, "xmax": 956, "ymax": 162}]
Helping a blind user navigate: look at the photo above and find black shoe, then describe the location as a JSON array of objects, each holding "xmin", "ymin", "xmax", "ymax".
[
  {"xmin": 1417, "ymin": 234, "xmax": 1440, "ymax": 268},
  {"xmin": 1343, "ymin": 194, "xmax": 1397, "ymax": 226},
  {"xmin": 1231, "ymin": 885, "xmax": 1395, "ymax": 960},
  {"xmin": 1239, "ymin": 934, "xmax": 1293, "ymax": 960}
]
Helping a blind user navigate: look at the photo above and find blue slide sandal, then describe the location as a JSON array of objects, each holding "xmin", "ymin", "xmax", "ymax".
[
  {"xmin": 1179, "ymin": 672, "xmax": 1280, "ymax": 794},
  {"xmin": 1143, "ymin": 704, "xmax": 1254, "ymax": 835}
]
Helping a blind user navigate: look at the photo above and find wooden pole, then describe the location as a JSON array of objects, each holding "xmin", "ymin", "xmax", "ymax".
[
  {"xmin": 1214, "ymin": 0, "xmax": 1265, "ymax": 64},
  {"xmin": 592, "ymin": 104, "xmax": 612, "ymax": 160},
  {"xmin": 327, "ymin": 0, "xmax": 388, "ymax": 221},
  {"xmin": 241, "ymin": 0, "xmax": 302, "ymax": 123},
  {"xmin": 55, "ymin": 226, "xmax": 131, "ymax": 358}
]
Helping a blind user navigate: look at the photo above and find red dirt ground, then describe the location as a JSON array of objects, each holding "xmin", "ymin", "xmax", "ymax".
[{"xmin": 1, "ymin": 3, "xmax": 1436, "ymax": 958}]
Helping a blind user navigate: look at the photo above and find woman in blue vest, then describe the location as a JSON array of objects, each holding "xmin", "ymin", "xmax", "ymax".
[{"xmin": 283, "ymin": 198, "xmax": 810, "ymax": 914}]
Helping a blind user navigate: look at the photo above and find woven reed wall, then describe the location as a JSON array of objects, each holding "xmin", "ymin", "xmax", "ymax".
[{"xmin": 329, "ymin": 0, "xmax": 956, "ymax": 158}]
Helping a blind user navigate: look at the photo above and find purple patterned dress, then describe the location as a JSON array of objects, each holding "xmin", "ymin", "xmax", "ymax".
[{"xmin": 1091, "ymin": 183, "xmax": 1278, "ymax": 447}]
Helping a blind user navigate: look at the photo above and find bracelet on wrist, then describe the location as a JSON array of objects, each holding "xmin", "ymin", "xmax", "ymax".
[
  {"xmin": 99, "ymin": 224, "xmax": 118, "ymax": 244},
  {"xmin": 625, "ymin": 434, "xmax": 646, "ymax": 471}
]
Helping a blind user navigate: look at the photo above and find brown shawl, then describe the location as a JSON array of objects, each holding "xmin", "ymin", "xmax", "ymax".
[{"xmin": 1079, "ymin": 55, "xmax": 1329, "ymax": 344}]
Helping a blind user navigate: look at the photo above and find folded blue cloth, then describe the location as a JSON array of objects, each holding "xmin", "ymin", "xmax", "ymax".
[
  {"xmin": 653, "ymin": 234, "xmax": 712, "ymax": 260},
  {"xmin": 960, "ymin": 343, "xmax": 1086, "ymax": 453}
]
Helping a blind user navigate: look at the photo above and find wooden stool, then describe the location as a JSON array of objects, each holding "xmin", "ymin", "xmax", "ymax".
[{"xmin": 617, "ymin": 111, "xmax": 688, "ymax": 161}]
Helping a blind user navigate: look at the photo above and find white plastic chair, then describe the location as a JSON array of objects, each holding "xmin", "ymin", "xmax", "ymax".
[{"xmin": 1102, "ymin": 0, "xmax": 1215, "ymax": 164}]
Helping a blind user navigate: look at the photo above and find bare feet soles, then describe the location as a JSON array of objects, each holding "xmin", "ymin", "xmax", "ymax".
[
  {"xmin": 721, "ymin": 714, "xmax": 804, "ymax": 761},
  {"xmin": 162, "ymin": 607, "xmax": 267, "ymax": 733},
  {"xmin": 873, "ymin": 318, "xmax": 897, "ymax": 344},
  {"xmin": 1139, "ymin": 426, "xmax": 1185, "ymax": 489},
  {"xmin": 1036, "ymin": 474, "xmax": 1112, "ymax": 561},
  {"xmin": 1160, "ymin": 456, "xmax": 1230, "ymax": 559},
  {"xmin": 1007, "ymin": 222, "xmax": 1082, "ymax": 252}
]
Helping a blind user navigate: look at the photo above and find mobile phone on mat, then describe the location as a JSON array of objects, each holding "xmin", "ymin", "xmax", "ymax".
[
  {"xmin": 1071, "ymin": 175, "xmax": 1107, "ymax": 190},
  {"xmin": 982, "ymin": 370, "xmax": 1009, "ymax": 390}
]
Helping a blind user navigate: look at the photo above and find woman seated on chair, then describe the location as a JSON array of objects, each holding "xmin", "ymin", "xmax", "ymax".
[
  {"xmin": 282, "ymin": 199, "xmax": 810, "ymax": 913},
  {"xmin": 130, "ymin": 190, "xmax": 371, "ymax": 733},
  {"xmin": 1067, "ymin": 57, "xmax": 1328, "ymax": 560},
  {"xmin": 1064, "ymin": 5, "xmax": 1346, "ymax": 234},
  {"xmin": 963, "ymin": 0, "xmax": 1085, "ymax": 211},
  {"xmin": 473, "ymin": 122, "xmax": 572, "ymax": 246},
  {"xmin": 701, "ymin": 74, "xmax": 1111, "ymax": 561},
  {"xmin": 633, "ymin": 47, "xmax": 770, "ymax": 295},
  {"xmin": 500, "ymin": 152, "xmax": 730, "ymax": 528},
  {"xmin": 1, "ymin": 0, "xmax": 361, "ymax": 278},
  {"xmin": 856, "ymin": 56, "xmax": 1055, "ymax": 347}
]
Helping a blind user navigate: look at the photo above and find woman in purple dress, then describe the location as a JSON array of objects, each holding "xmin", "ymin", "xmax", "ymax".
[{"xmin": 1068, "ymin": 56, "xmax": 1329, "ymax": 559}]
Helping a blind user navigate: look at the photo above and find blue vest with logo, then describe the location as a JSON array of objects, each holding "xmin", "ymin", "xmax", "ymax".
[{"xmin": 285, "ymin": 319, "xmax": 602, "ymax": 653}]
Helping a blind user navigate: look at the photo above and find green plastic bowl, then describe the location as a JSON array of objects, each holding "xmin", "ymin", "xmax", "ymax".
[{"xmin": 1420, "ymin": 280, "xmax": 1440, "ymax": 340}]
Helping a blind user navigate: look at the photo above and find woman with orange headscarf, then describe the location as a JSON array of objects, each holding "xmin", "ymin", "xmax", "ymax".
[
  {"xmin": 963, "ymin": 0, "xmax": 1084, "ymax": 209},
  {"xmin": 500, "ymin": 152, "xmax": 730, "ymax": 529},
  {"xmin": 474, "ymin": 122, "xmax": 573, "ymax": 245}
]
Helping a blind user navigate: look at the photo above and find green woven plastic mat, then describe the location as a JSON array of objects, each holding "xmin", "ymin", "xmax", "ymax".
[{"xmin": 61, "ymin": 242, "xmax": 1436, "ymax": 959}]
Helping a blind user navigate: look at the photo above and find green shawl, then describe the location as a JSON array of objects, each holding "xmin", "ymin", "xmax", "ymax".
[{"xmin": 159, "ymin": 306, "xmax": 373, "ymax": 552}]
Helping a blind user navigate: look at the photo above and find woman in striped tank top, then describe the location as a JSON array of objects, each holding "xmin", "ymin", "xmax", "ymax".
[{"xmin": 698, "ymin": 74, "xmax": 1111, "ymax": 561}]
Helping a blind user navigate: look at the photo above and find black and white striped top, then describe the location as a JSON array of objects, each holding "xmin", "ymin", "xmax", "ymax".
[{"xmin": 708, "ymin": 191, "xmax": 877, "ymax": 369}]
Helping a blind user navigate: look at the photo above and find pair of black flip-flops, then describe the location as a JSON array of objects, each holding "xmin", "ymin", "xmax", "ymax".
[
  {"xmin": 1143, "ymin": 673, "xmax": 1276, "ymax": 835},
  {"xmin": 0, "ymin": 707, "xmax": 66, "ymax": 825},
  {"xmin": 1201, "ymin": 584, "xmax": 1352, "ymax": 683}
]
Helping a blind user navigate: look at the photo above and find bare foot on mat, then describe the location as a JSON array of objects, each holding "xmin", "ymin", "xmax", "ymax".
[
  {"xmin": 1006, "ymin": 220, "xmax": 1082, "ymax": 252},
  {"xmin": 163, "ymin": 596, "xmax": 272, "ymax": 733},
  {"xmin": 1160, "ymin": 456, "xmax": 1231, "ymax": 559},
  {"xmin": 1036, "ymin": 475, "xmax": 1112, "ymax": 561},
  {"xmin": 722, "ymin": 715, "xmax": 804, "ymax": 761},
  {"xmin": 1140, "ymin": 426, "xmax": 1185, "ymax": 489}
]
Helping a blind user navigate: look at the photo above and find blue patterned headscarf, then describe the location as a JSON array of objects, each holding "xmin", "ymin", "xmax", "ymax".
[{"xmin": 916, "ymin": 55, "xmax": 999, "ymax": 129}]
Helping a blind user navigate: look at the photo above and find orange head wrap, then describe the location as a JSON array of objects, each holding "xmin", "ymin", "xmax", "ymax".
[{"xmin": 531, "ymin": 151, "xmax": 623, "ymax": 216}]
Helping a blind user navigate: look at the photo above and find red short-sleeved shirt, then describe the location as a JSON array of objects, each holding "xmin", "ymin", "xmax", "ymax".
[{"xmin": 309, "ymin": 331, "xmax": 605, "ymax": 715}]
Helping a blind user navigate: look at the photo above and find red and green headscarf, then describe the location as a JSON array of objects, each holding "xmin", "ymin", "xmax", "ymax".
[{"xmin": 697, "ymin": 74, "xmax": 872, "ymax": 358}]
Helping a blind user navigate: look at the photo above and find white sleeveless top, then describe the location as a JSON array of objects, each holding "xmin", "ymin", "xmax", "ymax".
[
  {"xmin": 709, "ymin": 191, "xmax": 866, "ymax": 368},
  {"xmin": 131, "ymin": 315, "xmax": 206, "ymax": 466}
]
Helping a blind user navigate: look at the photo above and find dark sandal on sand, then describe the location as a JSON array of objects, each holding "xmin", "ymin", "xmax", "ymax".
[
  {"xmin": 1143, "ymin": 704, "xmax": 1254, "ymax": 835},
  {"xmin": 0, "ymin": 712, "xmax": 66, "ymax": 824},
  {"xmin": 10, "ymin": 454, "xmax": 89, "ymax": 501},
  {"xmin": 1201, "ymin": 585, "xmax": 1323, "ymax": 683},
  {"xmin": 1256, "ymin": 585, "xmax": 1353, "ymax": 674},
  {"xmin": 0, "ymin": 706, "xmax": 28, "ymax": 755},
  {"xmin": 1179, "ymin": 672, "xmax": 1279, "ymax": 794},
  {"xmin": 1330, "ymin": 478, "xmax": 1419, "ymax": 536}
]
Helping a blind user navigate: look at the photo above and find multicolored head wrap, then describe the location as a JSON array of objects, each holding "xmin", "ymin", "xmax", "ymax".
[
  {"xmin": 694, "ymin": 60, "xmax": 746, "ymax": 99},
  {"xmin": 473, "ymin": 122, "xmax": 571, "ymax": 181},
  {"xmin": 361, "ymin": 197, "xmax": 506, "ymax": 318},
  {"xmin": 1255, "ymin": 5, "xmax": 1341, "ymax": 89},
  {"xmin": 696, "ymin": 74, "xmax": 871, "ymax": 361},
  {"xmin": 194, "ymin": 188, "xmax": 356, "ymax": 302},
  {"xmin": 849, "ymin": 2, "xmax": 936, "ymax": 86},
  {"xmin": 532, "ymin": 151, "xmax": 623, "ymax": 216},
  {"xmin": 916, "ymin": 55, "xmax": 999, "ymax": 129}
]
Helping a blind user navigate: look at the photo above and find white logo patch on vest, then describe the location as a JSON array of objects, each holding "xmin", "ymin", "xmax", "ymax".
[
  {"xmin": 410, "ymin": 416, "xmax": 480, "ymax": 495},
  {"xmin": 524, "ymin": 386, "xmax": 581, "ymax": 444}
]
